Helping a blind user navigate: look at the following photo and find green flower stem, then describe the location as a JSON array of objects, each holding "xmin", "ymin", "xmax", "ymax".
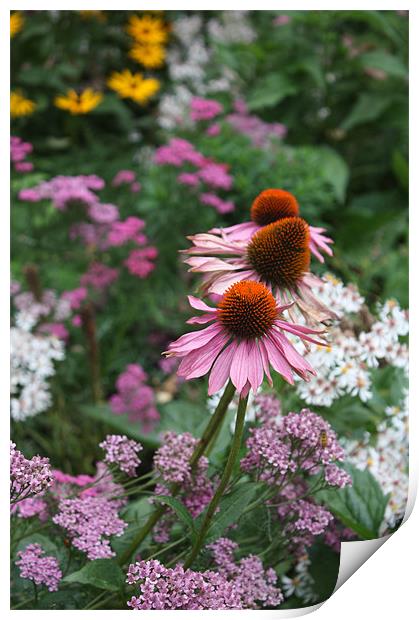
[
  {"xmin": 118, "ymin": 381, "xmax": 236, "ymax": 566},
  {"xmin": 183, "ymin": 393, "xmax": 249, "ymax": 569}
]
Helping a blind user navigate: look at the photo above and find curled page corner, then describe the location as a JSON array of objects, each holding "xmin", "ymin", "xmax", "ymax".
[{"xmin": 333, "ymin": 535, "xmax": 391, "ymax": 593}]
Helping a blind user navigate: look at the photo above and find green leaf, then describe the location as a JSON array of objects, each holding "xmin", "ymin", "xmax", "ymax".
[
  {"xmin": 63, "ymin": 559, "xmax": 125, "ymax": 592},
  {"xmin": 81, "ymin": 404, "xmax": 160, "ymax": 448},
  {"xmin": 392, "ymin": 150, "xmax": 409, "ymax": 190},
  {"xmin": 341, "ymin": 93, "xmax": 394, "ymax": 130},
  {"xmin": 316, "ymin": 464, "xmax": 389, "ymax": 539},
  {"xmin": 318, "ymin": 147, "xmax": 349, "ymax": 203},
  {"xmin": 247, "ymin": 74, "xmax": 297, "ymax": 111},
  {"xmin": 197, "ymin": 482, "xmax": 261, "ymax": 544},
  {"xmin": 309, "ymin": 543, "xmax": 340, "ymax": 602},
  {"xmin": 153, "ymin": 495, "xmax": 196, "ymax": 538},
  {"xmin": 360, "ymin": 51, "xmax": 407, "ymax": 80}
]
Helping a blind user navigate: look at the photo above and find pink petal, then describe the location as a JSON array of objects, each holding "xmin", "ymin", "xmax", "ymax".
[
  {"xmin": 187, "ymin": 313, "xmax": 216, "ymax": 325},
  {"xmin": 187, "ymin": 295, "xmax": 216, "ymax": 313},
  {"xmin": 230, "ymin": 340, "xmax": 250, "ymax": 392},
  {"xmin": 263, "ymin": 335, "xmax": 295, "ymax": 384},
  {"xmin": 247, "ymin": 340, "xmax": 264, "ymax": 391},
  {"xmin": 258, "ymin": 339, "xmax": 273, "ymax": 386},
  {"xmin": 208, "ymin": 269, "xmax": 258, "ymax": 295},
  {"xmin": 178, "ymin": 331, "xmax": 229, "ymax": 379},
  {"xmin": 208, "ymin": 340, "xmax": 238, "ymax": 395},
  {"xmin": 270, "ymin": 331, "xmax": 315, "ymax": 379},
  {"xmin": 167, "ymin": 323, "xmax": 222, "ymax": 354}
]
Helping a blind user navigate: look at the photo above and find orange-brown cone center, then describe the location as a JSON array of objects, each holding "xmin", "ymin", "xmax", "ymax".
[
  {"xmin": 217, "ymin": 281, "xmax": 277, "ymax": 339},
  {"xmin": 247, "ymin": 217, "xmax": 310, "ymax": 289},
  {"xmin": 250, "ymin": 189, "xmax": 300, "ymax": 226}
]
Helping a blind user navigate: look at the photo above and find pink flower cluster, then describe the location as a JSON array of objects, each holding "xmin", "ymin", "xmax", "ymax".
[
  {"xmin": 99, "ymin": 434, "xmax": 143, "ymax": 477},
  {"xmin": 112, "ymin": 169, "xmax": 141, "ymax": 193},
  {"xmin": 19, "ymin": 175, "xmax": 157, "ymax": 283},
  {"xmin": 227, "ymin": 100, "xmax": 287, "ymax": 148},
  {"xmin": 80, "ymin": 261, "xmax": 120, "ymax": 291},
  {"xmin": 10, "ymin": 442, "xmax": 53, "ymax": 503},
  {"xmin": 53, "ymin": 494, "xmax": 127, "ymax": 559},
  {"xmin": 109, "ymin": 364, "xmax": 160, "ymax": 432},
  {"xmin": 154, "ymin": 138, "xmax": 235, "ymax": 214},
  {"xmin": 126, "ymin": 559, "xmax": 242, "ymax": 610},
  {"xmin": 190, "ymin": 97, "xmax": 223, "ymax": 122},
  {"xmin": 241, "ymin": 408, "xmax": 352, "ymax": 489},
  {"xmin": 11, "ymin": 136, "xmax": 34, "ymax": 173},
  {"xmin": 16, "ymin": 544, "xmax": 62, "ymax": 592},
  {"xmin": 208, "ymin": 538, "xmax": 283, "ymax": 609},
  {"xmin": 19, "ymin": 174, "xmax": 105, "ymax": 211}
]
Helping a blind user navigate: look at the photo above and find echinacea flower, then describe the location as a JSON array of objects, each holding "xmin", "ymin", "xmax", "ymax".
[
  {"xmin": 210, "ymin": 189, "xmax": 334, "ymax": 263},
  {"xmin": 10, "ymin": 11, "xmax": 24, "ymax": 38},
  {"xmin": 183, "ymin": 213, "xmax": 337, "ymax": 325},
  {"xmin": 129, "ymin": 43, "xmax": 166, "ymax": 68},
  {"xmin": 108, "ymin": 70, "xmax": 160, "ymax": 105},
  {"xmin": 126, "ymin": 15, "xmax": 168, "ymax": 45},
  {"xmin": 10, "ymin": 91, "xmax": 36, "ymax": 118},
  {"xmin": 164, "ymin": 281, "xmax": 325, "ymax": 397},
  {"xmin": 54, "ymin": 89, "xmax": 103, "ymax": 115}
]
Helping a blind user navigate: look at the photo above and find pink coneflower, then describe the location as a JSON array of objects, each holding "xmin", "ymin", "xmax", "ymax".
[
  {"xmin": 210, "ymin": 189, "xmax": 333, "ymax": 263},
  {"xmin": 183, "ymin": 214, "xmax": 336, "ymax": 324},
  {"xmin": 164, "ymin": 281, "xmax": 326, "ymax": 397}
]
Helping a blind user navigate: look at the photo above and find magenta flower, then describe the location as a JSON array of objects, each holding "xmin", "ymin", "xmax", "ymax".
[
  {"xmin": 112, "ymin": 169, "xmax": 136, "ymax": 186},
  {"xmin": 80, "ymin": 262, "xmax": 119, "ymax": 290},
  {"xmin": 164, "ymin": 281, "xmax": 325, "ymax": 396},
  {"xmin": 190, "ymin": 97, "xmax": 223, "ymax": 121},
  {"xmin": 200, "ymin": 193, "xmax": 235, "ymax": 214}
]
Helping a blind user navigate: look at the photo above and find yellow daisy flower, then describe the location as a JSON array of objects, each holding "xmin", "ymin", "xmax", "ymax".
[
  {"xmin": 11, "ymin": 91, "xmax": 36, "ymax": 118},
  {"xmin": 129, "ymin": 44, "xmax": 166, "ymax": 69},
  {"xmin": 10, "ymin": 11, "xmax": 24, "ymax": 38},
  {"xmin": 54, "ymin": 89, "xmax": 103, "ymax": 115},
  {"xmin": 107, "ymin": 70, "xmax": 160, "ymax": 105},
  {"xmin": 126, "ymin": 15, "xmax": 168, "ymax": 45}
]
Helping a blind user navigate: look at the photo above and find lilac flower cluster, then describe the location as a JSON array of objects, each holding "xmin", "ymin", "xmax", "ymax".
[
  {"xmin": 241, "ymin": 408, "xmax": 352, "ymax": 489},
  {"xmin": 152, "ymin": 431, "xmax": 215, "ymax": 541},
  {"xmin": 109, "ymin": 364, "xmax": 160, "ymax": 432},
  {"xmin": 16, "ymin": 544, "xmax": 62, "ymax": 592},
  {"xmin": 253, "ymin": 392, "xmax": 282, "ymax": 426},
  {"xmin": 227, "ymin": 99, "xmax": 287, "ymax": 148},
  {"xmin": 208, "ymin": 538, "xmax": 283, "ymax": 609},
  {"xmin": 11, "ymin": 136, "xmax": 34, "ymax": 173},
  {"xmin": 126, "ymin": 560, "xmax": 242, "ymax": 609},
  {"xmin": 10, "ymin": 442, "xmax": 53, "ymax": 503},
  {"xmin": 79, "ymin": 261, "xmax": 119, "ymax": 291},
  {"xmin": 53, "ymin": 494, "xmax": 127, "ymax": 560},
  {"xmin": 99, "ymin": 434, "xmax": 143, "ymax": 477},
  {"xmin": 154, "ymin": 138, "xmax": 234, "ymax": 214},
  {"xmin": 153, "ymin": 431, "xmax": 203, "ymax": 484}
]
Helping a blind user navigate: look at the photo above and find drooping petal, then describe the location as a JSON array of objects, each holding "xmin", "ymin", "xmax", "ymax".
[
  {"xmin": 258, "ymin": 339, "xmax": 273, "ymax": 386},
  {"xmin": 186, "ymin": 313, "xmax": 216, "ymax": 325},
  {"xmin": 269, "ymin": 330, "xmax": 316, "ymax": 379},
  {"xmin": 275, "ymin": 320, "xmax": 326, "ymax": 346},
  {"xmin": 178, "ymin": 331, "xmax": 230, "ymax": 379},
  {"xmin": 230, "ymin": 340, "xmax": 250, "ymax": 392},
  {"xmin": 247, "ymin": 340, "xmax": 264, "ymax": 392},
  {"xmin": 165, "ymin": 322, "xmax": 222, "ymax": 355},
  {"xmin": 263, "ymin": 334, "xmax": 295, "ymax": 384},
  {"xmin": 207, "ymin": 269, "xmax": 258, "ymax": 295},
  {"xmin": 187, "ymin": 295, "xmax": 217, "ymax": 313},
  {"xmin": 208, "ymin": 340, "xmax": 238, "ymax": 395}
]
